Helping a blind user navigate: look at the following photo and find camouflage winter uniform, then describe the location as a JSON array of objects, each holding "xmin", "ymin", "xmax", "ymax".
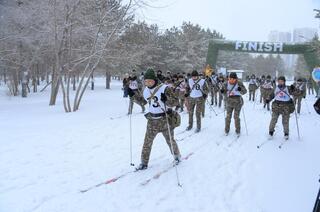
[
  {"xmin": 217, "ymin": 77, "xmax": 225, "ymax": 108},
  {"xmin": 173, "ymin": 80, "xmax": 186, "ymax": 112},
  {"xmin": 292, "ymin": 81, "xmax": 306, "ymax": 114},
  {"xmin": 138, "ymin": 84, "xmax": 181, "ymax": 166},
  {"xmin": 201, "ymin": 78, "xmax": 211, "ymax": 117},
  {"xmin": 222, "ymin": 81, "xmax": 247, "ymax": 134},
  {"xmin": 209, "ymin": 75, "xmax": 219, "ymax": 106},
  {"xmin": 186, "ymin": 77, "xmax": 209, "ymax": 131},
  {"xmin": 259, "ymin": 78, "xmax": 266, "ymax": 103},
  {"xmin": 268, "ymin": 85, "xmax": 294, "ymax": 135},
  {"xmin": 262, "ymin": 79, "xmax": 274, "ymax": 111},
  {"xmin": 248, "ymin": 78, "xmax": 258, "ymax": 101},
  {"xmin": 128, "ymin": 76, "xmax": 146, "ymax": 114},
  {"xmin": 307, "ymin": 79, "xmax": 314, "ymax": 95}
]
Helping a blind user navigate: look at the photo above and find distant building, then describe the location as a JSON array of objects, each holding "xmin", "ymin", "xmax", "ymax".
[
  {"xmin": 292, "ymin": 28, "xmax": 318, "ymax": 42},
  {"xmin": 268, "ymin": 31, "xmax": 291, "ymax": 43},
  {"xmin": 268, "ymin": 30, "xmax": 293, "ymax": 69},
  {"xmin": 292, "ymin": 28, "xmax": 318, "ymax": 72}
]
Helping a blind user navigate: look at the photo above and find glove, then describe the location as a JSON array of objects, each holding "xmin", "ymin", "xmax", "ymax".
[
  {"xmin": 290, "ymin": 85, "xmax": 295, "ymax": 90},
  {"xmin": 220, "ymin": 89, "xmax": 225, "ymax": 94},
  {"xmin": 237, "ymin": 87, "xmax": 242, "ymax": 91},
  {"xmin": 160, "ymin": 93, "xmax": 167, "ymax": 103},
  {"xmin": 128, "ymin": 88, "xmax": 135, "ymax": 97},
  {"xmin": 265, "ymin": 99, "xmax": 270, "ymax": 104},
  {"xmin": 166, "ymin": 108, "xmax": 173, "ymax": 115},
  {"xmin": 303, "ymin": 96, "xmax": 306, "ymax": 99},
  {"xmin": 202, "ymin": 94, "xmax": 207, "ymax": 99},
  {"xmin": 184, "ymin": 93, "xmax": 190, "ymax": 98}
]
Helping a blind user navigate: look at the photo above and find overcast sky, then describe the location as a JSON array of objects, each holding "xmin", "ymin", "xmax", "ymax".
[{"xmin": 135, "ymin": 0, "xmax": 320, "ymax": 41}]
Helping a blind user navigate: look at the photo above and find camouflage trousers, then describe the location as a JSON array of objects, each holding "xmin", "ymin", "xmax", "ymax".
[
  {"xmin": 188, "ymin": 97, "xmax": 205, "ymax": 130},
  {"xmin": 249, "ymin": 89, "xmax": 256, "ymax": 101},
  {"xmin": 141, "ymin": 117, "xmax": 181, "ymax": 165},
  {"xmin": 218, "ymin": 92, "xmax": 224, "ymax": 108},
  {"xmin": 269, "ymin": 102, "xmax": 290, "ymax": 134},
  {"xmin": 249, "ymin": 84, "xmax": 257, "ymax": 101},
  {"xmin": 225, "ymin": 97, "xmax": 243, "ymax": 134},
  {"xmin": 263, "ymin": 89, "xmax": 273, "ymax": 111},
  {"xmin": 260, "ymin": 88, "xmax": 265, "ymax": 103},
  {"xmin": 128, "ymin": 94, "xmax": 145, "ymax": 114},
  {"xmin": 202, "ymin": 96, "xmax": 207, "ymax": 117},
  {"xmin": 210, "ymin": 88, "xmax": 218, "ymax": 106},
  {"xmin": 177, "ymin": 92, "xmax": 185, "ymax": 111},
  {"xmin": 293, "ymin": 96, "xmax": 303, "ymax": 114}
]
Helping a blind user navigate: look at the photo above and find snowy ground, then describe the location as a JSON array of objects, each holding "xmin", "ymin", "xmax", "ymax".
[{"xmin": 0, "ymin": 79, "xmax": 319, "ymax": 212}]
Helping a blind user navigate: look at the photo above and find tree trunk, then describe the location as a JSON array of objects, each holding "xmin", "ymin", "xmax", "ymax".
[
  {"xmin": 91, "ymin": 73, "xmax": 94, "ymax": 90},
  {"xmin": 13, "ymin": 69, "xmax": 19, "ymax": 96},
  {"xmin": 66, "ymin": 72, "xmax": 72, "ymax": 112},
  {"xmin": 32, "ymin": 75, "xmax": 37, "ymax": 93},
  {"xmin": 4, "ymin": 71, "xmax": 7, "ymax": 84},
  {"xmin": 46, "ymin": 69, "xmax": 50, "ymax": 84},
  {"xmin": 106, "ymin": 71, "xmax": 111, "ymax": 89},
  {"xmin": 49, "ymin": 65, "xmax": 59, "ymax": 105},
  {"xmin": 22, "ymin": 71, "xmax": 28, "ymax": 97},
  {"xmin": 72, "ymin": 74, "xmax": 76, "ymax": 91}
]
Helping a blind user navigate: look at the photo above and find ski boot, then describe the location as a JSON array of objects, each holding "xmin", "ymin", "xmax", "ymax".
[
  {"xmin": 284, "ymin": 133, "xmax": 289, "ymax": 140},
  {"xmin": 174, "ymin": 155, "xmax": 181, "ymax": 165},
  {"xmin": 135, "ymin": 163, "xmax": 148, "ymax": 171},
  {"xmin": 268, "ymin": 131, "xmax": 274, "ymax": 140},
  {"xmin": 186, "ymin": 126, "xmax": 192, "ymax": 131}
]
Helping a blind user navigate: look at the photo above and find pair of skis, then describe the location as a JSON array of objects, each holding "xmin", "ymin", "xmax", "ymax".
[
  {"xmin": 215, "ymin": 133, "xmax": 241, "ymax": 147},
  {"xmin": 109, "ymin": 112, "xmax": 141, "ymax": 120},
  {"xmin": 140, "ymin": 152, "xmax": 194, "ymax": 186},
  {"xmin": 176, "ymin": 127, "xmax": 207, "ymax": 142},
  {"xmin": 257, "ymin": 136, "xmax": 289, "ymax": 149},
  {"xmin": 80, "ymin": 152, "xmax": 194, "ymax": 193},
  {"xmin": 80, "ymin": 170, "xmax": 135, "ymax": 193}
]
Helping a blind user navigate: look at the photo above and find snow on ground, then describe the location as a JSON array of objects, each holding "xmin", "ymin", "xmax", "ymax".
[{"xmin": 0, "ymin": 79, "xmax": 319, "ymax": 212}]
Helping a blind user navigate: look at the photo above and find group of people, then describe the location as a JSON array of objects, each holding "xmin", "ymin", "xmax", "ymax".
[
  {"xmin": 121, "ymin": 68, "xmax": 316, "ymax": 170},
  {"xmin": 247, "ymin": 74, "xmax": 313, "ymax": 114}
]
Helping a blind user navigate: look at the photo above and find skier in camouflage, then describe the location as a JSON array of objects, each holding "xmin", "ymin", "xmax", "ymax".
[
  {"xmin": 266, "ymin": 76, "xmax": 295, "ymax": 140},
  {"xmin": 262, "ymin": 75, "xmax": 275, "ymax": 111},
  {"xmin": 221, "ymin": 72, "xmax": 247, "ymax": 136},
  {"xmin": 136, "ymin": 69, "xmax": 181, "ymax": 171},
  {"xmin": 127, "ymin": 69, "xmax": 146, "ymax": 114},
  {"xmin": 248, "ymin": 74, "xmax": 258, "ymax": 101},
  {"xmin": 292, "ymin": 78, "xmax": 306, "ymax": 114},
  {"xmin": 185, "ymin": 70, "xmax": 209, "ymax": 133}
]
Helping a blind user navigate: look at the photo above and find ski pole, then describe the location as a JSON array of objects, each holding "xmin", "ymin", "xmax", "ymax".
[
  {"xmin": 242, "ymin": 107, "xmax": 248, "ymax": 136},
  {"xmin": 206, "ymin": 98, "xmax": 218, "ymax": 116},
  {"xmin": 163, "ymin": 104, "xmax": 182, "ymax": 187},
  {"xmin": 294, "ymin": 106, "xmax": 301, "ymax": 140},
  {"xmin": 313, "ymin": 177, "xmax": 320, "ymax": 212},
  {"xmin": 129, "ymin": 113, "xmax": 134, "ymax": 166}
]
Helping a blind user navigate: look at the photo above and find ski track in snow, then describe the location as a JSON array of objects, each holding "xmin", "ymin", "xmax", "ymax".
[{"xmin": 0, "ymin": 80, "xmax": 319, "ymax": 212}]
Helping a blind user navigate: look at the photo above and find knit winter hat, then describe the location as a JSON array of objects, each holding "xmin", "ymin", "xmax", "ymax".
[
  {"xmin": 229, "ymin": 72, "xmax": 238, "ymax": 79},
  {"xmin": 144, "ymin": 68, "xmax": 156, "ymax": 80},
  {"xmin": 191, "ymin": 70, "xmax": 199, "ymax": 77}
]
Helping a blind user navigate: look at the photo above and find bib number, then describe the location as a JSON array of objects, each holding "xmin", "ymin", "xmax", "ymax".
[{"xmin": 152, "ymin": 96, "xmax": 160, "ymax": 108}]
